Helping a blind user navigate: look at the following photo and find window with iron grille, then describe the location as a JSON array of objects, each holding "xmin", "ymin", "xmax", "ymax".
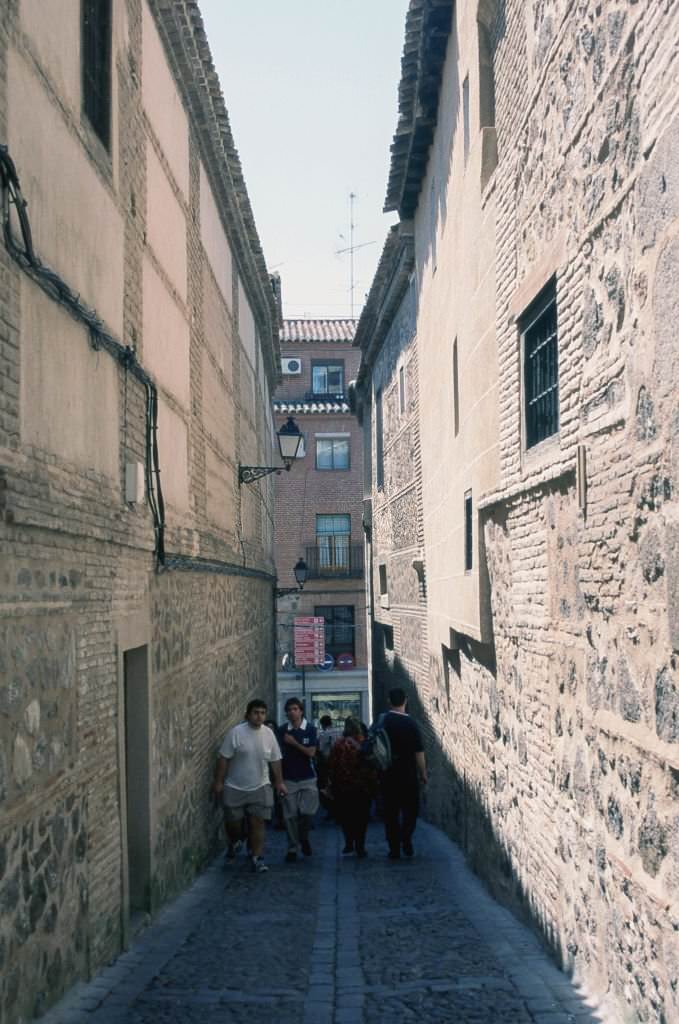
[
  {"xmin": 315, "ymin": 606, "xmax": 355, "ymax": 658},
  {"xmin": 82, "ymin": 0, "xmax": 112, "ymax": 150},
  {"xmin": 464, "ymin": 490, "xmax": 473, "ymax": 573},
  {"xmin": 522, "ymin": 280, "xmax": 559, "ymax": 449},
  {"xmin": 316, "ymin": 436, "xmax": 350, "ymax": 470},
  {"xmin": 316, "ymin": 514, "xmax": 350, "ymax": 572}
]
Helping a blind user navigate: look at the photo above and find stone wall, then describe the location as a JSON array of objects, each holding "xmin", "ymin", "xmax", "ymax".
[
  {"xmin": 361, "ymin": 0, "xmax": 679, "ymax": 1019},
  {"xmin": 421, "ymin": 2, "xmax": 679, "ymax": 1019},
  {"xmin": 0, "ymin": 3, "xmax": 278, "ymax": 1021}
]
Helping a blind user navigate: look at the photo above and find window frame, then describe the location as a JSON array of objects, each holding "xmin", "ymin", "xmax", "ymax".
[
  {"xmin": 452, "ymin": 338, "xmax": 460, "ymax": 437},
  {"xmin": 311, "ymin": 360, "xmax": 345, "ymax": 398},
  {"xmin": 464, "ymin": 490, "xmax": 473, "ymax": 574},
  {"xmin": 462, "ymin": 74, "xmax": 470, "ymax": 167},
  {"xmin": 315, "ymin": 514, "xmax": 351, "ymax": 573},
  {"xmin": 314, "ymin": 605, "xmax": 355, "ymax": 658},
  {"xmin": 81, "ymin": 0, "xmax": 113, "ymax": 151},
  {"xmin": 375, "ymin": 389, "xmax": 384, "ymax": 490},
  {"xmin": 520, "ymin": 280, "xmax": 559, "ymax": 451},
  {"xmin": 315, "ymin": 434, "xmax": 351, "ymax": 471},
  {"xmin": 398, "ymin": 364, "xmax": 407, "ymax": 416}
]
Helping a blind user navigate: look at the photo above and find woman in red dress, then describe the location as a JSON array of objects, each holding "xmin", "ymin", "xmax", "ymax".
[{"xmin": 327, "ymin": 716, "xmax": 378, "ymax": 857}]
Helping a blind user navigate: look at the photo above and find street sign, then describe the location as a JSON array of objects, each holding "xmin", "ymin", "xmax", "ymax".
[
  {"xmin": 317, "ymin": 653, "xmax": 335, "ymax": 672},
  {"xmin": 294, "ymin": 616, "xmax": 325, "ymax": 666}
]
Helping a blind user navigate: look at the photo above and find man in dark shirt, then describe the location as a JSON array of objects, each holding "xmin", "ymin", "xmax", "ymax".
[
  {"xmin": 278, "ymin": 697, "xmax": 319, "ymax": 862},
  {"xmin": 377, "ymin": 687, "xmax": 428, "ymax": 859}
]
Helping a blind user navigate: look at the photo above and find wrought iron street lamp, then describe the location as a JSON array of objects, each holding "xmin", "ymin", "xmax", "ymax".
[
  {"xmin": 275, "ymin": 557, "xmax": 308, "ymax": 599},
  {"xmin": 238, "ymin": 417, "xmax": 304, "ymax": 485}
]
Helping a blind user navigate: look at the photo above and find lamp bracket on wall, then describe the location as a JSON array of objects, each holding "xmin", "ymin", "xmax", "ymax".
[{"xmin": 238, "ymin": 463, "xmax": 289, "ymax": 486}]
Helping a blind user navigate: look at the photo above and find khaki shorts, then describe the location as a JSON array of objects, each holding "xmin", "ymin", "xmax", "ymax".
[
  {"xmin": 281, "ymin": 778, "xmax": 320, "ymax": 819},
  {"xmin": 223, "ymin": 784, "xmax": 274, "ymax": 823}
]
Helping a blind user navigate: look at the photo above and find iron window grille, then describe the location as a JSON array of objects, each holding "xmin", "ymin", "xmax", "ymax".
[
  {"xmin": 522, "ymin": 281, "xmax": 559, "ymax": 449},
  {"xmin": 316, "ymin": 437, "xmax": 350, "ymax": 470},
  {"xmin": 315, "ymin": 514, "xmax": 351, "ymax": 573},
  {"xmin": 464, "ymin": 490, "xmax": 473, "ymax": 573},
  {"xmin": 315, "ymin": 605, "xmax": 355, "ymax": 657},
  {"xmin": 82, "ymin": 0, "xmax": 112, "ymax": 150}
]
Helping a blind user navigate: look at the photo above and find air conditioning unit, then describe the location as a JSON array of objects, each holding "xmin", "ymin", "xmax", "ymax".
[{"xmin": 282, "ymin": 357, "xmax": 302, "ymax": 375}]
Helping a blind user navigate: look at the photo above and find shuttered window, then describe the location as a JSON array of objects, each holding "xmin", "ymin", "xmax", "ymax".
[{"xmin": 82, "ymin": 0, "xmax": 112, "ymax": 149}]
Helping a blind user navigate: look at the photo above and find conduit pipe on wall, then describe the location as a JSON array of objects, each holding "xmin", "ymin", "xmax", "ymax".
[{"xmin": 0, "ymin": 143, "xmax": 166, "ymax": 567}]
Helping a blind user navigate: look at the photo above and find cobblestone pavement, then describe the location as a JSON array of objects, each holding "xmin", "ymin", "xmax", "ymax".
[{"xmin": 41, "ymin": 820, "xmax": 614, "ymax": 1024}]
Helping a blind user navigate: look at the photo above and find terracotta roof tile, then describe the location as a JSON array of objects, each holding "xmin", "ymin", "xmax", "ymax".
[{"xmin": 281, "ymin": 319, "xmax": 357, "ymax": 343}]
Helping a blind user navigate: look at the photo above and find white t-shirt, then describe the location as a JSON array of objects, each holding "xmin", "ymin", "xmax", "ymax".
[{"xmin": 219, "ymin": 722, "xmax": 282, "ymax": 791}]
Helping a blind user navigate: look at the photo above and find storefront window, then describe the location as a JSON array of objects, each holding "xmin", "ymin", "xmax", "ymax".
[{"xmin": 311, "ymin": 692, "xmax": 362, "ymax": 729}]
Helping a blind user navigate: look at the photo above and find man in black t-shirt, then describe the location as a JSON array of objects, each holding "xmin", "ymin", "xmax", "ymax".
[{"xmin": 376, "ymin": 687, "xmax": 428, "ymax": 858}]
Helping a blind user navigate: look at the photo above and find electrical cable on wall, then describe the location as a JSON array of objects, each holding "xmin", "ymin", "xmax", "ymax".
[{"xmin": 0, "ymin": 143, "xmax": 166, "ymax": 568}]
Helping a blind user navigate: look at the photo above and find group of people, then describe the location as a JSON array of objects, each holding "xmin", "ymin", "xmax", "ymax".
[{"xmin": 211, "ymin": 687, "xmax": 428, "ymax": 873}]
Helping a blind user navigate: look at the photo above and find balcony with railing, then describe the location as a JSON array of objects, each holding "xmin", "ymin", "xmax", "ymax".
[{"xmin": 305, "ymin": 542, "xmax": 364, "ymax": 579}]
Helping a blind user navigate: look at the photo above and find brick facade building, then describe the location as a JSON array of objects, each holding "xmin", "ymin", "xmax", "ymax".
[
  {"xmin": 273, "ymin": 319, "xmax": 369, "ymax": 725},
  {"xmin": 356, "ymin": 0, "xmax": 679, "ymax": 1019},
  {"xmin": 0, "ymin": 2, "xmax": 280, "ymax": 1020}
]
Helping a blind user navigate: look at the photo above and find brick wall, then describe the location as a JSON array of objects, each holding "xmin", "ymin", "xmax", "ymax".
[{"xmin": 0, "ymin": 3, "xmax": 277, "ymax": 1021}]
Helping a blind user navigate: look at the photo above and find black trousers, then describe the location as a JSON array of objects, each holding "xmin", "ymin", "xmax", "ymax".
[
  {"xmin": 381, "ymin": 777, "xmax": 419, "ymax": 853},
  {"xmin": 334, "ymin": 793, "xmax": 372, "ymax": 851}
]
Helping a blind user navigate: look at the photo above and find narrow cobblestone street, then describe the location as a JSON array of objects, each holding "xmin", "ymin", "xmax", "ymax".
[{"xmin": 41, "ymin": 820, "xmax": 609, "ymax": 1024}]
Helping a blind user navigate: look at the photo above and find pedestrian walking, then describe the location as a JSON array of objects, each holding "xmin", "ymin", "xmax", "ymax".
[
  {"xmin": 212, "ymin": 699, "xmax": 287, "ymax": 874},
  {"xmin": 327, "ymin": 716, "xmax": 378, "ymax": 857},
  {"xmin": 374, "ymin": 687, "xmax": 428, "ymax": 859},
  {"xmin": 278, "ymin": 697, "xmax": 319, "ymax": 862},
  {"xmin": 316, "ymin": 714, "xmax": 339, "ymax": 818}
]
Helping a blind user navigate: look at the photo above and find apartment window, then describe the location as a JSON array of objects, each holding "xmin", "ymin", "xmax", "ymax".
[
  {"xmin": 478, "ymin": 22, "xmax": 496, "ymax": 131},
  {"xmin": 383, "ymin": 624, "xmax": 394, "ymax": 651},
  {"xmin": 464, "ymin": 490, "xmax": 473, "ymax": 573},
  {"xmin": 522, "ymin": 280, "xmax": 559, "ymax": 449},
  {"xmin": 82, "ymin": 0, "xmax": 112, "ymax": 149},
  {"xmin": 315, "ymin": 605, "xmax": 355, "ymax": 658},
  {"xmin": 429, "ymin": 178, "xmax": 437, "ymax": 271},
  {"xmin": 375, "ymin": 389, "xmax": 384, "ymax": 489},
  {"xmin": 316, "ymin": 514, "xmax": 350, "ymax": 572},
  {"xmin": 312, "ymin": 362, "xmax": 344, "ymax": 397},
  {"xmin": 316, "ymin": 435, "xmax": 350, "ymax": 470},
  {"xmin": 399, "ymin": 365, "xmax": 406, "ymax": 415},
  {"xmin": 378, "ymin": 564, "xmax": 388, "ymax": 595},
  {"xmin": 462, "ymin": 75, "xmax": 470, "ymax": 166},
  {"xmin": 452, "ymin": 339, "xmax": 460, "ymax": 437}
]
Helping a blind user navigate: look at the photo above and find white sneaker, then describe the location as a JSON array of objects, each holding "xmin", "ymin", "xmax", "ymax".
[{"xmin": 251, "ymin": 856, "xmax": 268, "ymax": 874}]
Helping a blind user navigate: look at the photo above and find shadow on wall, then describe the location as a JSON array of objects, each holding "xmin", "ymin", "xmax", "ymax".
[{"xmin": 371, "ymin": 645, "xmax": 603, "ymax": 1022}]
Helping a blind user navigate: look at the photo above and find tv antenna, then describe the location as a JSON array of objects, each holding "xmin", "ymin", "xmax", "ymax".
[{"xmin": 335, "ymin": 192, "xmax": 375, "ymax": 318}]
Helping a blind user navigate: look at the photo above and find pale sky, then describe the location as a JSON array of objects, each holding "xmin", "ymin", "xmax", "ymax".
[{"xmin": 198, "ymin": 0, "xmax": 409, "ymax": 320}]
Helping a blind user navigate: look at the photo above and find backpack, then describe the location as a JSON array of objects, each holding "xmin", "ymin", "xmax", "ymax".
[{"xmin": 362, "ymin": 716, "xmax": 392, "ymax": 772}]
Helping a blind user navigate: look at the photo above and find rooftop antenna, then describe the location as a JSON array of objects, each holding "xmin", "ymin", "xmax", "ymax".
[{"xmin": 335, "ymin": 192, "xmax": 375, "ymax": 318}]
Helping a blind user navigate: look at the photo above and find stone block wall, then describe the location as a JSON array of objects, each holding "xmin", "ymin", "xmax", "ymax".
[
  {"xmin": 413, "ymin": 2, "xmax": 679, "ymax": 1020},
  {"xmin": 0, "ymin": 3, "xmax": 278, "ymax": 1021}
]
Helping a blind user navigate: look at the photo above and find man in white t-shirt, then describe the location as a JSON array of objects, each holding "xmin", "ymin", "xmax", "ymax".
[{"xmin": 212, "ymin": 699, "xmax": 287, "ymax": 873}]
